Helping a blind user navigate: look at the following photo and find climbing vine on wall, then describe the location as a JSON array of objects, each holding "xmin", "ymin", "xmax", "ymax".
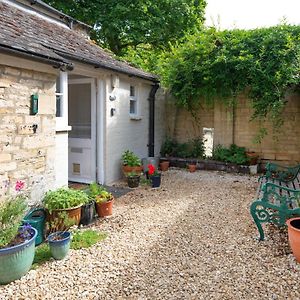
[{"xmin": 159, "ymin": 25, "xmax": 300, "ymax": 139}]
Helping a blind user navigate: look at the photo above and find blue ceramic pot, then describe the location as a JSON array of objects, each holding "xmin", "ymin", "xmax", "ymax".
[
  {"xmin": 48, "ymin": 231, "xmax": 71, "ymax": 260},
  {"xmin": 0, "ymin": 227, "xmax": 37, "ymax": 285}
]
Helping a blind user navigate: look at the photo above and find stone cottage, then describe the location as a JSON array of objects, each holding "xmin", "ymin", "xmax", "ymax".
[{"xmin": 0, "ymin": 0, "xmax": 165, "ymax": 203}]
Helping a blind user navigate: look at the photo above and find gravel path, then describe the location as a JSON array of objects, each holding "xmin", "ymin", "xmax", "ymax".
[{"xmin": 1, "ymin": 169, "xmax": 300, "ymax": 300}]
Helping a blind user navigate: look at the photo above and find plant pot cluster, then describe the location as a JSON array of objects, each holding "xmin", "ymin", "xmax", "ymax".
[{"xmin": 121, "ymin": 150, "xmax": 168, "ymax": 189}]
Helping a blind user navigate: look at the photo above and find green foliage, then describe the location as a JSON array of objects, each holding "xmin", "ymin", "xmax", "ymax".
[
  {"xmin": 160, "ymin": 137, "xmax": 205, "ymax": 159},
  {"xmin": 212, "ymin": 144, "xmax": 249, "ymax": 165},
  {"xmin": 159, "ymin": 25, "xmax": 300, "ymax": 137},
  {"xmin": 126, "ymin": 171, "xmax": 141, "ymax": 178},
  {"xmin": 43, "ymin": 188, "xmax": 89, "ymax": 212},
  {"xmin": 87, "ymin": 182, "xmax": 105, "ymax": 199},
  {"xmin": 43, "ymin": 0, "xmax": 206, "ymax": 55},
  {"xmin": 121, "ymin": 150, "xmax": 141, "ymax": 167},
  {"xmin": 71, "ymin": 229, "xmax": 107, "ymax": 250},
  {"xmin": 46, "ymin": 211, "xmax": 76, "ymax": 233},
  {"xmin": 32, "ymin": 243, "xmax": 52, "ymax": 269},
  {"xmin": 0, "ymin": 197, "xmax": 27, "ymax": 248}
]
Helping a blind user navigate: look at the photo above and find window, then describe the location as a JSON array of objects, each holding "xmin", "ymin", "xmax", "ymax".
[
  {"xmin": 129, "ymin": 85, "xmax": 137, "ymax": 115},
  {"xmin": 55, "ymin": 71, "xmax": 69, "ymax": 131}
]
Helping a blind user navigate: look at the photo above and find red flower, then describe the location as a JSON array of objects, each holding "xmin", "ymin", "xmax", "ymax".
[
  {"xmin": 15, "ymin": 180, "xmax": 25, "ymax": 192},
  {"xmin": 148, "ymin": 164, "xmax": 155, "ymax": 176}
]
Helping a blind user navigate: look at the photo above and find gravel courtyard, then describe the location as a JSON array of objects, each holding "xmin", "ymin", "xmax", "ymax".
[{"xmin": 1, "ymin": 169, "xmax": 300, "ymax": 300}]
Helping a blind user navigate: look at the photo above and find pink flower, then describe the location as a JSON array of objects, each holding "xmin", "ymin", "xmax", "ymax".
[{"xmin": 15, "ymin": 180, "xmax": 25, "ymax": 192}]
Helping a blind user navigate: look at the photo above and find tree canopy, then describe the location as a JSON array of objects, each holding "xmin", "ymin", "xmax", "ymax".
[{"xmin": 44, "ymin": 0, "xmax": 206, "ymax": 55}]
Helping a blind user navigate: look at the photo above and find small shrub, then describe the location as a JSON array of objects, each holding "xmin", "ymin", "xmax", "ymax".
[
  {"xmin": 213, "ymin": 144, "xmax": 249, "ymax": 165},
  {"xmin": 0, "ymin": 197, "xmax": 27, "ymax": 248},
  {"xmin": 43, "ymin": 188, "xmax": 89, "ymax": 212},
  {"xmin": 121, "ymin": 150, "xmax": 141, "ymax": 166}
]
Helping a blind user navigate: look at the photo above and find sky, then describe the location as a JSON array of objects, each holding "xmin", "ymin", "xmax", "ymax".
[{"xmin": 205, "ymin": 0, "xmax": 300, "ymax": 29}]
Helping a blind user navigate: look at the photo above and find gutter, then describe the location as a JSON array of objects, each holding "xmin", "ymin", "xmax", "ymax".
[
  {"xmin": 50, "ymin": 49, "xmax": 159, "ymax": 83},
  {"xmin": 0, "ymin": 44, "xmax": 74, "ymax": 71},
  {"xmin": 148, "ymin": 84, "xmax": 160, "ymax": 157}
]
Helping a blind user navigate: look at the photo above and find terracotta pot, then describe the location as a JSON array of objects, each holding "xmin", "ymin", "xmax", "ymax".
[
  {"xmin": 46, "ymin": 205, "xmax": 82, "ymax": 230},
  {"xmin": 246, "ymin": 152, "xmax": 258, "ymax": 165},
  {"xmin": 160, "ymin": 161, "xmax": 170, "ymax": 172},
  {"xmin": 287, "ymin": 217, "xmax": 300, "ymax": 262},
  {"xmin": 188, "ymin": 164, "xmax": 197, "ymax": 173},
  {"xmin": 95, "ymin": 198, "xmax": 114, "ymax": 217},
  {"xmin": 122, "ymin": 165, "xmax": 143, "ymax": 175}
]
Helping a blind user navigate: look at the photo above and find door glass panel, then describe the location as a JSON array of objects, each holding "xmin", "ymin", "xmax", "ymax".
[{"xmin": 68, "ymin": 83, "xmax": 91, "ymax": 139}]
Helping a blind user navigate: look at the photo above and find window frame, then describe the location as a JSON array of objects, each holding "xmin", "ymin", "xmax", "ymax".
[
  {"xmin": 129, "ymin": 84, "xmax": 139, "ymax": 118},
  {"xmin": 55, "ymin": 71, "xmax": 69, "ymax": 131}
]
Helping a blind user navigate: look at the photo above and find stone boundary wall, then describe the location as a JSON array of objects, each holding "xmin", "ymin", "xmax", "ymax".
[
  {"xmin": 0, "ymin": 65, "xmax": 57, "ymax": 204},
  {"xmin": 165, "ymin": 92, "xmax": 300, "ymax": 164}
]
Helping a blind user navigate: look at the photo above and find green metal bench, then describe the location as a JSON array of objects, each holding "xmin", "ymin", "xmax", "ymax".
[{"xmin": 250, "ymin": 163, "xmax": 300, "ymax": 240}]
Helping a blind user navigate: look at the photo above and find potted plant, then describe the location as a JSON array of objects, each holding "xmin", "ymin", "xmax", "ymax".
[
  {"xmin": 126, "ymin": 171, "xmax": 141, "ymax": 188},
  {"xmin": 88, "ymin": 183, "xmax": 114, "ymax": 217},
  {"xmin": 80, "ymin": 189, "xmax": 95, "ymax": 226},
  {"xmin": 148, "ymin": 164, "xmax": 161, "ymax": 188},
  {"xmin": 246, "ymin": 151, "xmax": 259, "ymax": 165},
  {"xmin": 286, "ymin": 217, "xmax": 300, "ymax": 262},
  {"xmin": 46, "ymin": 212, "xmax": 75, "ymax": 260},
  {"xmin": 187, "ymin": 162, "xmax": 197, "ymax": 172},
  {"xmin": 0, "ymin": 181, "xmax": 37, "ymax": 284},
  {"xmin": 43, "ymin": 188, "xmax": 89, "ymax": 230},
  {"xmin": 159, "ymin": 160, "xmax": 170, "ymax": 172},
  {"xmin": 121, "ymin": 150, "xmax": 143, "ymax": 175}
]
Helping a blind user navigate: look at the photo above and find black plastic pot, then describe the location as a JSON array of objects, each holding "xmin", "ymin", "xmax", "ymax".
[
  {"xmin": 151, "ymin": 175, "xmax": 161, "ymax": 188},
  {"xmin": 127, "ymin": 176, "xmax": 140, "ymax": 188},
  {"xmin": 80, "ymin": 201, "xmax": 95, "ymax": 226}
]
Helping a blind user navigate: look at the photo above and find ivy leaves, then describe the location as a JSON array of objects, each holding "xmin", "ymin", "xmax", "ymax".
[{"xmin": 160, "ymin": 25, "xmax": 300, "ymax": 137}]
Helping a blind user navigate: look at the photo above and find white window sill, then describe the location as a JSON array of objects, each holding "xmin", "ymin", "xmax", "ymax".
[
  {"xmin": 130, "ymin": 115, "xmax": 142, "ymax": 121},
  {"xmin": 56, "ymin": 125, "xmax": 72, "ymax": 132}
]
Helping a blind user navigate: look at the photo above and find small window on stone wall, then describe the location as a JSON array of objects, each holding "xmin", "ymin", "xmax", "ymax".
[{"xmin": 56, "ymin": 77, "xmax": 62, "ymax": 117}]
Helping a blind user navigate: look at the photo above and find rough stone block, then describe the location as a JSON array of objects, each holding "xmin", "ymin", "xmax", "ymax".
[{"xmin": 0, "ymin": 153, "xmax": 11, "ymax": 163}]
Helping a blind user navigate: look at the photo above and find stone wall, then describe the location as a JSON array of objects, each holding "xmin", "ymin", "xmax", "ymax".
[
  {"xmin": 165, "ymin": 92, "xmax": 300, "ymax": 164},
  {"xmin": 0, "ymin": 65, "xmax": 57, "ymax": 204}
]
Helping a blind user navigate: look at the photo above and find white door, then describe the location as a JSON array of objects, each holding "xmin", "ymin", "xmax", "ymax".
[{"xmin": 68, "ymin": 79, "xmax": 96, "ymax": 183}]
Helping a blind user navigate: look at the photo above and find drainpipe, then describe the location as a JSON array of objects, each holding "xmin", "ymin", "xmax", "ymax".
[{"xmin": 148, "ymin": 83, "xmax": 159, "ymax": 157}]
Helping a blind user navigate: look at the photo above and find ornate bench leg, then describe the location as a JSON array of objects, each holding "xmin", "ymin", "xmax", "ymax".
[{"xmin": 250, "ymin": 201, "xmax": 266, "ymax": 241}]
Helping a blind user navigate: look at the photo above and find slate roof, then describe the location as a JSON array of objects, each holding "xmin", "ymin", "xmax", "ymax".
[{"xmin": 0, "ymin": 0, "xmax": 158, "ymax": 82}]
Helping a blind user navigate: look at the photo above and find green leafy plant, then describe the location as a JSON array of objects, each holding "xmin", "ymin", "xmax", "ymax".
[
  {"xmin": 87, "ymin": 182, "xmax": 105, "ymax": 200},
  {"xmin": 213, "ymin": 144, "xmax": 249, "ymax": 165},
  {"xmin": 32, "ymin": 243, "xmax": 52, "ymax": 269},
  {"xmin": 160, "ymin": 137, "xmax": 205, "ymax": 158},
  {"xmin": 0, "ymin": 197, "xmax": 27, "ymax": 248},
  {"xmin": 126, "ymin": 171, "xmax": 142, "ymax": 178},
  {"xmin": 95, "ymin": 189, "xmax": 113, "ymax": 204},
  {"xmin": 46, "ymin": 211, "xmax": 76, "ymax": 233},
  {"xmin": 43, "ymin": 188, "xmax": 89, "ymax": 212},
  {"xmin": 121, "ymin": 150, "xmax": 141, "ymax": 167}
]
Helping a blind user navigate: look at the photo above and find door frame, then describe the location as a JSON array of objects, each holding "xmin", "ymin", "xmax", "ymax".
[{"xmin": 68, "ymin": 78, "xmax": 97, "ymax": 183}]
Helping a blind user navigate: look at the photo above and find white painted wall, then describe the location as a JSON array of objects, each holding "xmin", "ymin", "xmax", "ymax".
[
  {"xmin": 55, "ymin": 132, "xmax": 69, "ymax": 187},
  {"xmin": 105, "ymin": 77, "xmax": 151, "ymax": 183}
]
